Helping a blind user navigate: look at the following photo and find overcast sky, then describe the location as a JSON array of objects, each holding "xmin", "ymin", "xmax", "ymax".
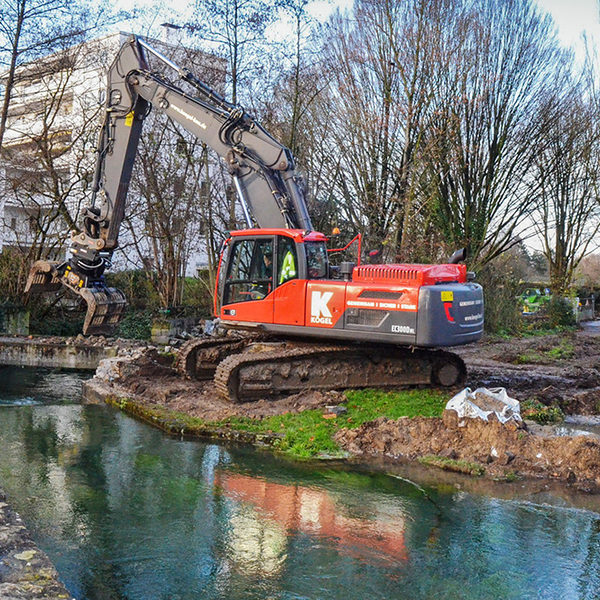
[{"xmin": 538, "ymin": 0, "xmax": 600, "ymax": 57}]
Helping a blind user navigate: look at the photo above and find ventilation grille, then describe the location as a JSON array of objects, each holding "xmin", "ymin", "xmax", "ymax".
[
  {"xmin": 358, "ymin": 290, "xmax": 403, "ymax": 300},
  {"xmin": 345, "ymin": 308, "xmax": 389, "ymax": 327},
  {"xmin": 353, "ymin": 265, "xmax": 420, "ymax": 283}
]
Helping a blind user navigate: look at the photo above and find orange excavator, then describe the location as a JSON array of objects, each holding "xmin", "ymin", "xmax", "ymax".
[{"xmin": 26, "ymin": 36, "xmax": 484, "ymax": 401}]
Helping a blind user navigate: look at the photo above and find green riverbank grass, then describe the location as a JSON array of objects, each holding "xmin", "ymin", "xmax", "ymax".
[
  {"xmin": 110, "ymin": 388, "xmax": 450, "ymax": 460},
  {"xmin": 220, "ymin": 388, "xmax": 449, "ymax": 458}
]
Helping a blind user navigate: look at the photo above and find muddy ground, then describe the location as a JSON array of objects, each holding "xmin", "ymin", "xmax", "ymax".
[
  {"xmin": 96, "ymin": 347, "xmax": 348, "ymax": 421},
  {"xmin": 92, "ymin": 326, "xmax": 600, "ymax": 489},
  {"xmin": 100, "ymin": 327, "xmax": 600, "ymax": 419},
  {"xmin": 455, "ymin": 326, "xmax": 600, "ymax": 414},
  {"xmin": 335, "ymin": 412, "xmax": 600, "ymax": 492}
]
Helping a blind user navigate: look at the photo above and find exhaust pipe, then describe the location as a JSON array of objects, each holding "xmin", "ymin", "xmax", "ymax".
[{"xmin": 448, "ymin": 248, "xmax": 466, "ymax": 264}]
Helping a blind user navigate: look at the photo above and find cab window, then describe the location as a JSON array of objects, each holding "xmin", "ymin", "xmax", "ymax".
[
  {"xmin": 224, "ymin": 238, "xmax": 273, "ymax": 303},
  {"xmin": 305, "ymin": 241, "xmax": 328, "ymax": 279},
  {"xmin": 277, "ymin": 236, "xmax": 298, "ymax": 285}
]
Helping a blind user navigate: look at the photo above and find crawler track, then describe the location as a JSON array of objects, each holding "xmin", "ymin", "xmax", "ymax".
[
  {"xmin": 176, "ymin": 336, "xmax": 254, "ymax": 379},
  {"xmin": 214, "ymin": 343, "xmax": 466, "ymax": 403}
]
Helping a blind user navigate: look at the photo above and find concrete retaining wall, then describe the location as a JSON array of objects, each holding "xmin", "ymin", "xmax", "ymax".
[{"xmin": 0, "ymin": 337, "xmax": 117, "ymax": 370}]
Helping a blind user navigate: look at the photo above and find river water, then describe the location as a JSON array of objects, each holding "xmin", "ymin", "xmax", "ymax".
[{"xmin": 1, "ymin": 366, "xmax": 600, "ymax": 599}]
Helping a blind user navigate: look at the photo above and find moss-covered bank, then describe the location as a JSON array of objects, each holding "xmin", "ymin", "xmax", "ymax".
[{"xmin": 84, "ymin": 380, "xmax": 450, "ymax": 459}]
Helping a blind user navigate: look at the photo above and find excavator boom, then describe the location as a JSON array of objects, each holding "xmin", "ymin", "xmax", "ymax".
[{"xmin": 26, "ymin": 35, "xmax": 312, "ymax": 333}]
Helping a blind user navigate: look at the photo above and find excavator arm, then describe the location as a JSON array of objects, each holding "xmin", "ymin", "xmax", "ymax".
[{"xmin": 25, "ymin": 35, "xmax": 312, "ymax": 334}]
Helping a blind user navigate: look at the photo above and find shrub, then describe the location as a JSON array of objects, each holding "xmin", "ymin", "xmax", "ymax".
[
  {"xmin": 181, "ymin": 273, "xmax": 214, "ymax": 317},
  {"xmin": 476, "ymin": 260, "xmax": 523, "ymax": 335},
  {"xmin": 115, "ymin": 310, "xmax": 152, "ymax": 340},
  {"xmin": 28, "ymin": 300, "xmax": 85, "ymax": 336},
  {"xmin": 105, "ymin": 270, "xmax": 159, "ymax": 310},
  {"xmin": 521, "ymin": 399, "xmax": 564, "ymax": 424},
  {"xmin": 544, "ymin": 296, "xmax": 576, "ymax": 328}
]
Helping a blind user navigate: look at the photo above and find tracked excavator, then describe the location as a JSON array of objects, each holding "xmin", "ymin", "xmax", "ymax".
[{"xmin": 26, "ymin": 35, "xmax": 484, "ymax": 402}]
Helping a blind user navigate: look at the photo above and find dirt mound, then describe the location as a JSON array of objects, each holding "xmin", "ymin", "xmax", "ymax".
[
  {"xmin": 108, "ymin": 376, "xmax": 347, "ymax": 421},
  {"xmin": 335, "ymin": 410, "xmax": 600, "ymax": 491}
]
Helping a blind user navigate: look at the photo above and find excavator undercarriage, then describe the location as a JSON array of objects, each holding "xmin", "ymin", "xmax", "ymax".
[{"xmin": 176, "ymin": 334, "xmax": 466, "ymax": 403}]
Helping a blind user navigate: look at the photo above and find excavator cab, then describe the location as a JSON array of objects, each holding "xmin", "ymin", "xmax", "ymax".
[{"xmin": 215, "ymin": 228, "xmax": 331, "ymax": 319}]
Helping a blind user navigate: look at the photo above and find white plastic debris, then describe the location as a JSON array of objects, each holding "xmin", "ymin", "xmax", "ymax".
[
  {"xmin": 445, "ymin": 387, "xmax": 522, "ymax": 424},
  {"xmin": 204, "ymin": 319, "xmax": 216, "ymax": 336}
]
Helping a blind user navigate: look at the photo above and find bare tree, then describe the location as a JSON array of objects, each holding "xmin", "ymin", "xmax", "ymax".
[
  {"xmin": 122, "ymin": 119, "xmax": 205, "ymax": 308},
  {"xmin": 421, "ymin": 0, "xmax": 563, "ymax": 267},
  {"xmin": 380, "ymin": 0, "xmax": 453, "ymax": 261},
  {"xmin": 189, "ymin": 0, "xmax": 274, "ymax": 105},
  {"xmin": 186, "ymin": 0, "xmax": 276, "ymax": 230},
  {"xmin": 0, "ymin": 39, "xmax": 106, "ymax": 302},
  {"xmin": 269, "ymin": 0, "xmax": 313, "ymax": 158},
  {"xmin": 0, "ymin": 0, "xmax": 115, "ymax": 152},
  {"xmin": 285, "ymin": 0, "xmax": 460, "ymax": 260},
  {"xmin": 118, "ymin": 41, "xmax": 232, "ymax": 309},
  {"xmin": 531, "ymin": 83, "xmax": 600, "ymax": 294},
  {"xmin": 313, "ymin": 7, "xmax": 403, "ymax": 252}
]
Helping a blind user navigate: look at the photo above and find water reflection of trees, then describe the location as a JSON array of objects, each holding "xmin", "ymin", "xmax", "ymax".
[{"xmin": 412, "ymin": 495, "xmax": 600, "ymax": 599}]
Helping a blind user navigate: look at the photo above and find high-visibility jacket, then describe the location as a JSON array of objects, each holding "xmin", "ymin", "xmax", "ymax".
[{"xmin": 279, "ymin": 251, "xmax": 297, "ymax": 284}]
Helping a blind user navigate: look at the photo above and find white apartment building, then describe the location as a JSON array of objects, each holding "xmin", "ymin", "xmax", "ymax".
[{"xmin": 0, "ymin": 28, "xmax": 226, "ymax": 273}]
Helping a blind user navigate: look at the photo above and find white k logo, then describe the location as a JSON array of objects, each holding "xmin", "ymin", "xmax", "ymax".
[{"xmin": 311, "ymin": 291, "xmax": 333, "ymax": 318}]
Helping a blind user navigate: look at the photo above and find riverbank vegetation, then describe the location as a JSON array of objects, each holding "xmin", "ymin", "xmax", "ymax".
[{"xmin": 107, "ymin": 388, "xmax": 451, "ymax": 459}]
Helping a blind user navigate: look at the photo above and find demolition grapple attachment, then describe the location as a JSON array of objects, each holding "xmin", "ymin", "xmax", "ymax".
[
  {"xmin": 25, "ymin": 260, "xmax": 127, "ymax": 335},
  {"xmin": 79, "ymin": 286, "xmax": 127, "ymax": 335},
  {"xmin": 24, "ymin": 260, "xmax": 63, "ymax": 294}
]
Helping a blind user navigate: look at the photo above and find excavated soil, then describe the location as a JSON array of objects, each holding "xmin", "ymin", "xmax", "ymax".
[
  {"xmin": 331, "ymin": 327, "xmax": 600, "ymax": 490},
  {"xmin": 122, "ymin": 376, "xmax": 346, "ymax": 421},
  {"xmin": 97, "ymin": 349, "xmax": 347, "ymax": 421},
  {"xmin": 454, "ymin": 329, "xmax": 600, "ymax": 415},
  {"xmin": 335, "ymin": 411, "xmax": 600, "ymax": 492}
]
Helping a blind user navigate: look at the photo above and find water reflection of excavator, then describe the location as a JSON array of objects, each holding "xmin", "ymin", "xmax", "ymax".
[
  {"xmin": 26, "ymin": 35, "xmax": 484, "ymax": 402},
  {"xmin": 217, "ymin": 471, "xmax": 408, "ymax": 566}
]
